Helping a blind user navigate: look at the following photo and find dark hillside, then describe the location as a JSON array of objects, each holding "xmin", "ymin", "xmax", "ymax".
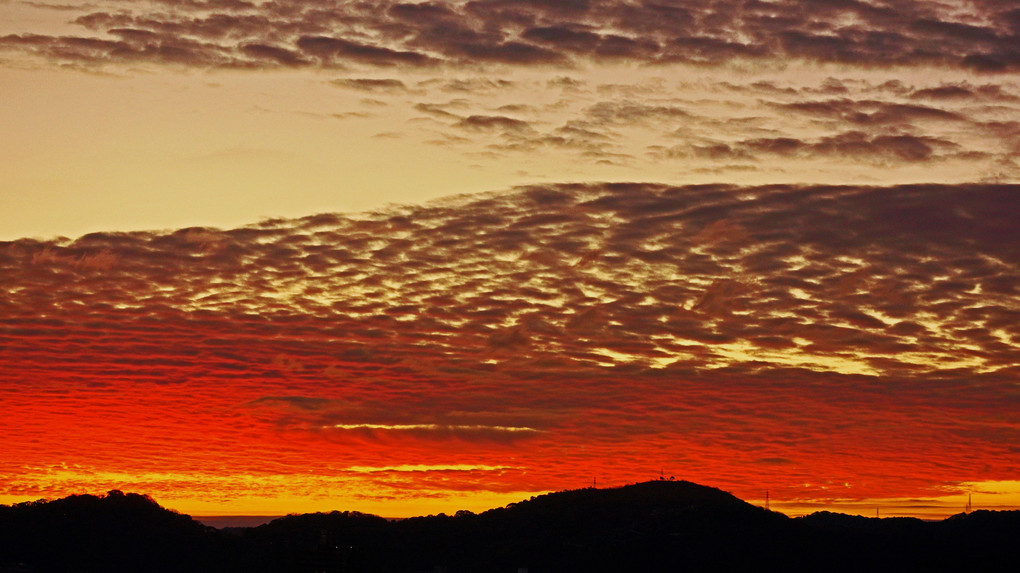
[
  {"xmin": 3, "ymin": 483, "xmax": 1019, "ymax": 572},
  {"xmin": 230, "ymin": 480, "xmax": 817, "ymax": 572},
  {"xmin": 795, "ymin": 509, "xmax": 1020, "ymax": 572},
  {"xmin": 0, "ymin": 490, "xmax": 225, "ymax": 572}
]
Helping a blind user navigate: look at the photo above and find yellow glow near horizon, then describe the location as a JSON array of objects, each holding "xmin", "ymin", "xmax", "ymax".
[
  {"xmin": 7, "ymin": 472, "xmax": 1017, "ymax": 521},
  {"xmin": 0, "ymin": 467, "xmax": 548, "ymax": 518},
  {"xmin": 764, "ymin": 481, "xmax": 1020, "ymax": 520}
]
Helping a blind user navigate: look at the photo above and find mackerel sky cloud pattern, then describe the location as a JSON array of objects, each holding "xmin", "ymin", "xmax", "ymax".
[
  {"xmin": 3, "ymin": 0, "xmax": 1020, "ymax": 71},
  {"xmin": 2, "ymin": 183, "xmax": 1018, "ymax": 513}
]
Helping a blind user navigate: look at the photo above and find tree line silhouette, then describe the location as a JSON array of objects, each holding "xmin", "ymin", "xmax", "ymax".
[{"xmin": 1, "ymin": 482, "xmax": 1017, "ymax": 572}]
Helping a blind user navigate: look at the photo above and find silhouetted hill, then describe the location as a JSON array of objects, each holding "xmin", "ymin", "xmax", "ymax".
[
  {"xmin": 378, "ymin": 480, "xmax": 793, "ymax": 572},
  {"xmin": 794, "ymin": 508, "xmax": 1020, "ymax": 572},
  {"xmin": 3, "ymin": 482, "xmax": 1019, "ymax": 572},
  {"xmin": 0, "ymin": 490, "xmax": 226, "ymax": 572}
]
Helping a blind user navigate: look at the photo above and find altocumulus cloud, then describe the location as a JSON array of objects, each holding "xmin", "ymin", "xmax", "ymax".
[
  {"xmin": 2, "ymin": 183, "xmax": 1019, "ymax": 505},
  {"xmin": 4, "ymin": 3, "xmax": 1020, "ymax": 181},
  {"xmin": 2, "ymin": 0, "xmax": 1020, "ymax": 71}
]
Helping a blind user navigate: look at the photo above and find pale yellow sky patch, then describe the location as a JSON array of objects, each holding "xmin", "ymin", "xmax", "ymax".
[{"xmin": 3, "ymin": 61, "xmax": 1015, "ymax": 240}]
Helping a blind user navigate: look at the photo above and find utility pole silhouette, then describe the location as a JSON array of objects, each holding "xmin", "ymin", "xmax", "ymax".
[
  {"xmin": 966, "ymin": 493, "xmax": 972, "ymax": 514},
  {"xmin": 765, "ymin": 490, "xmax": 770, "ymax": 511}
]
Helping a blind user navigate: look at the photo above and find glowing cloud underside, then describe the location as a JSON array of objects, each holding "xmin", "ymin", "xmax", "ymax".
[{"xmin": 1, "ymin": 183, "xmax": 1018, "ymax": 516}]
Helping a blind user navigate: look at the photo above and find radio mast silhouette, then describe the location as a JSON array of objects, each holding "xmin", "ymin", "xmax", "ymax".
[{"xmin": 966, "ymin": 493, "xmax": 972, "ymax": 514}]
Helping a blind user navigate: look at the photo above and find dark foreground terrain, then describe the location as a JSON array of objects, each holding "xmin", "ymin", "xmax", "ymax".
[{"xmin": 1, "ymin": 481, "xmax": 1017, "ymax": 572}]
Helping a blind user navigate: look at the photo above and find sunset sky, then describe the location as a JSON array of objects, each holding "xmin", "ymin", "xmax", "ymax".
[{"xmin": 1, "ymin": 0, "xmax": 1019, "ymax": 520}]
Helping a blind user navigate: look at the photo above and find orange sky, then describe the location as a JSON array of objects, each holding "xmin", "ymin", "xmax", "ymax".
[{"xmin": 1, "ymin": 0, "xmax": 1019, "ymax": 519}]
